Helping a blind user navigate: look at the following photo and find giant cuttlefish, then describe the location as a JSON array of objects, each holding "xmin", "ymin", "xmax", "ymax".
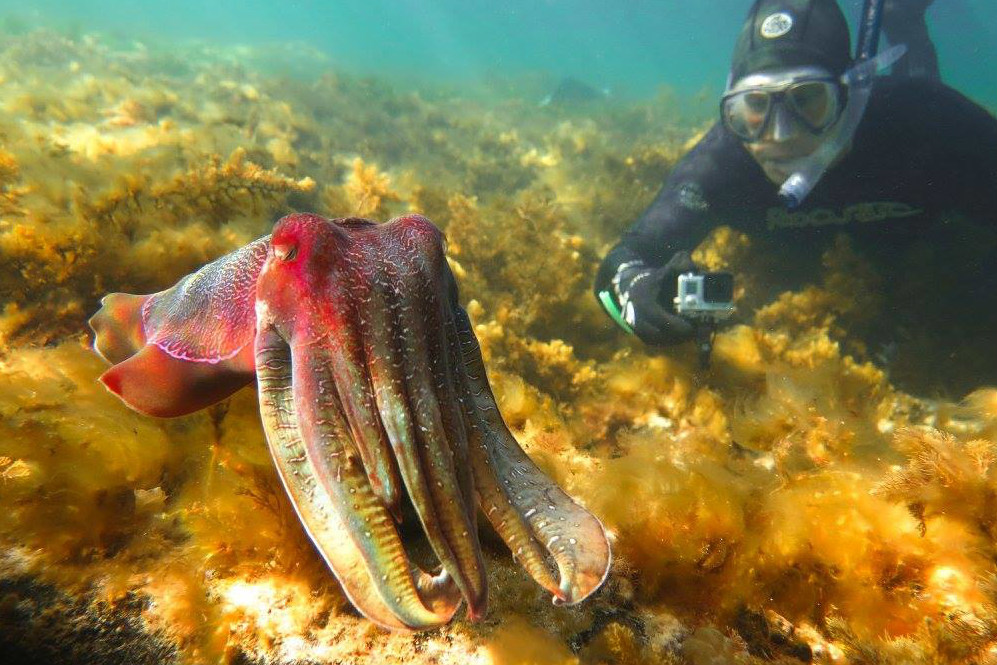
[{"xmin": 89, "ymin": 213, "xmax": 611, "ymax": 630}]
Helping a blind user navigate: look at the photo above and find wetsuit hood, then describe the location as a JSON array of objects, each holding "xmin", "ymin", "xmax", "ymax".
[{"xmin": 730, "ymin": 0, "xmax": 852, "ymax": 84}]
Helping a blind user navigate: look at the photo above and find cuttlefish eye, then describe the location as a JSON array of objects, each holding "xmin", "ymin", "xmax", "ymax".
[{"xmin": 273, "ymin": 242, "xmax": 298, "ymax": 262}]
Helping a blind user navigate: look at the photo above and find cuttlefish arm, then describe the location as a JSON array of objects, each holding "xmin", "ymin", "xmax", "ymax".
[
  {"xmin": 358, "ymin": 214, "xmax": 609, "ymax": 609},
  {"xmin": 254, "ymin": 323, "xmax": 459, "ymax": 630},
  {"xmin": 254, "ymin": 213, "xmax": 485, "ymax": 628},
  {"xmin": 450, "ymin": 305, "xmax": 611, "ymax": 605},
  {"xmin": 88, "ymin": 236, "xmax": 270, "ymax": 417}
]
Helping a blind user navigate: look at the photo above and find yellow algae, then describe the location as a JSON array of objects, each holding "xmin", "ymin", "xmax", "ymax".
[
  {"xmin": 483, "ymin": 617, "xmax": 578, "ymax": 665},
  {"xmin": 692, "ymin": 225, "xmax": 752, "ymax": 274},
  {"xmin": 957, "ymin": 388, "xmax": 997, "ymax": 441},
  {"xmin": 0, "ymin": 147, "xmax": 27, "ymax": 216},
  {"xmin": 682, "ymin": 626, "xmax": 747, "ymax": 665},
  {"xmin": 0, "ymin": 343, "xmax": 185, "ymax": 557},
  {"xmin": 579, "ymin": 621, "xmax": 647, "ymax": 665},
  {"xmin": 52, "ymin": 119, "xmax": 185, "ymax": 160},
  {"xmin": 963, "ymin": 388, "xmax": 997, "ymax": 421},
  {"xmin": 874, "ymin": 428, "xmax": 997, "ymax": 540},
  {"xmin": 342, "ymin": 156, "xmax": 401, "ymax": 218}
]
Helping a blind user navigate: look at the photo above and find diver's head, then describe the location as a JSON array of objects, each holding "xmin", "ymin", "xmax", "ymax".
[{"xmin": 723, "ymin": 0, "xmax": 851, "ymax": 184}]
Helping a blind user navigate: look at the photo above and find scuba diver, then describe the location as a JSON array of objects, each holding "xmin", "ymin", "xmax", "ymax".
[{"xmin": 594, "ymin": 0, "xmax": 997, "ymax": 395}]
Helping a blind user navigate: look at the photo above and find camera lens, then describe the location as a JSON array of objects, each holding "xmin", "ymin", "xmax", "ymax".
[{"xmin": 703, "ymin": 273, "xmax": 734, "ymax": 303}]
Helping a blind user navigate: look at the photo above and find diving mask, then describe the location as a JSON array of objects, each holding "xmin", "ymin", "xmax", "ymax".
[{"xmin": 720, "ymin": 68, "xmax": 844, "ymax": 142}]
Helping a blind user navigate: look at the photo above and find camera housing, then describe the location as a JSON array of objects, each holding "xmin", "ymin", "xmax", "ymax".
[{"xmin": 673, "ymin": 272, "xmax": 735, "ymax": 320}]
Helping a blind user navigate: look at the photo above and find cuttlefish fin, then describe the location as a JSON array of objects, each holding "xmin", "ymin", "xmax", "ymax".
[
  {"xmin": 89, "ymin": 292, "xmax": 151, "ymax": 365},
  {"xmin": 140, "ymin": 236, "xmax": 269, "ymax": 363},
  {"xmin": 99, "ymin": 343, "xmax": 255, "ymax": 418},
  {"xmin": 90, "ymin": 237, "xmax": 269, "ymax": 417}
]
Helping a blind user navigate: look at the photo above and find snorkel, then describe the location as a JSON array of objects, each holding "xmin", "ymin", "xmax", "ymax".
[{"xmin": 777, "ymin": 0, "xmax": 906, "ymax": 208}]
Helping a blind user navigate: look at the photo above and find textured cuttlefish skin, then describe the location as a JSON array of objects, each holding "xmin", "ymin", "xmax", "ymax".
[{"xmin": 89, "ymin": 213, "xmax": 611, "ymax": 631}]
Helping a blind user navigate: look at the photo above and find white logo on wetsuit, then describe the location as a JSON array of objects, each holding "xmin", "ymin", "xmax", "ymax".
[
  {"xmin": 766, "ymin": 201, "xmax": 923, "ymax": 230},
  {"xmin": 677, "ymin": 182, "xmax": 710, "ymax": 212},
  {"xmin": 760, "ymin": 12, "xmax": 794, "ymax": 39}
]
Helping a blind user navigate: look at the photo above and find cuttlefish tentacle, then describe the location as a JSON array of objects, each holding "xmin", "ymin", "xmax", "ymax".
[
  {"xmin": 359, "ymin": 225, "xmax": 487, "ymax": 619},
  {"xmin": 453, "ymin": 306, "xmax": 612, "ymax": 605},
  {"xmin": 256, "ymin": 325, "xmax": 459, "ymax": 630}
]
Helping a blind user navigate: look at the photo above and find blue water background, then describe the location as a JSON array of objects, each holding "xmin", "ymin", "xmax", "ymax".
[{"xmin": 6, "ymin": 1, "xmax": 995, "ymax": 108}]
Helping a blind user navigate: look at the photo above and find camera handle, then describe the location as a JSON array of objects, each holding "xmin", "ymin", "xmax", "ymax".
[{"xmin": 694, "ymin": 320, "xmax": 717, "ymax": 370}]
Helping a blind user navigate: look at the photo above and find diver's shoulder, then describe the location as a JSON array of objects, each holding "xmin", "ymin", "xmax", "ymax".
[{"xmin": 869, "ymin": 77, "xmax": 995, "ymax": 123}]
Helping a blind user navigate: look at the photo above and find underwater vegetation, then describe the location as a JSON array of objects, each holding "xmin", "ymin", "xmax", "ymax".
[{"xmin": 1, "ymin": 26, "xmax": 997, "ymax": 665}]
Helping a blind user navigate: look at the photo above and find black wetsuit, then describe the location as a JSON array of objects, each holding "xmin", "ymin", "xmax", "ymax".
[{"xmin": 596, "ymin": 77, "xmax": 997, "ymax": 395}]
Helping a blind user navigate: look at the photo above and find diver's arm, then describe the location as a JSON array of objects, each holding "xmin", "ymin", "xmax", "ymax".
[
  {"xmin": 596, "ymin": 124, "xmax": 749, "ymax": 284},
  {"xmin": 882, "ymin": 0, "xmax": 939, "ymax": 80},
  {"xmin": 594, "ymin": 124, "xmax": 760, "ymax": 342}
]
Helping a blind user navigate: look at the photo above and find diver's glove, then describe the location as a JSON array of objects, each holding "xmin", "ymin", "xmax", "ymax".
[{"xmin": 602, "ymin": 251, "xmax": 698, "ymax": 346}]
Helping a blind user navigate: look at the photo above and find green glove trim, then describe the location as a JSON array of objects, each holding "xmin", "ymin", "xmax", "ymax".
[{"xmin": 598, "ymin": 290, "xmax": 634, "ymax": 335}]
